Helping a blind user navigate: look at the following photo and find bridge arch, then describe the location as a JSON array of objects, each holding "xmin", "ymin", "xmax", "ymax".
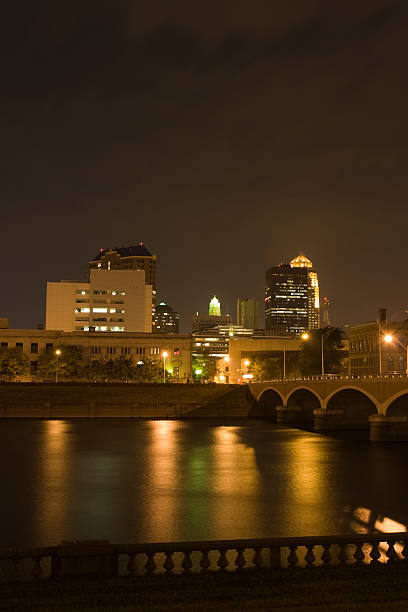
[
  {"xmin": 383, "ymin": 391, "xmax": 408, "ymax": 417},
  {"xmin": 285, "ymin": 386, "xmax": 323, "ymax": 407},
  {"xmin": 257, "ymin": 388, "xmax": 285, "ymax": 419},
  {"xmin": 252, "ymin": 386, "xmax": 284, "ymax": 404},
  {"xmin": 324, "ymin": 386, "xmax": 379, "ymax": 429},
  {"xmin": 323, "ymin": 386, "xmax": 380, "ymax": 412},
  {"xmin": 285, "ymin": 387, "xmax": 322, "ymax": 422}
]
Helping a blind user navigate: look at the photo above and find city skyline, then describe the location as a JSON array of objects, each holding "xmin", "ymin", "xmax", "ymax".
[{"xmin": 2, "ymin": 1, "xmax": 408, "ymax": 332}]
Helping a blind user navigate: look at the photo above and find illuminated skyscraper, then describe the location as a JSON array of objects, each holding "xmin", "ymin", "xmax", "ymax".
[
  {"xmin": 153, "ymin": 302, "xmax": 180, "ymax": 334},
  {"xmin": 265, "ymin": 252, "xmax": 320, "ymax": 336},
  {"xmin": 209, "ymin": 296, "xmax": 221, "ymax": 316},
  {"xmin": 192, "ymin": 295, "xmax": 231, "ymax": 332}
]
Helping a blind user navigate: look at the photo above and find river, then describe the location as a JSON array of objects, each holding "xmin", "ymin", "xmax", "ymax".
[{"xmin": 0, "ymin": 419, "xmax": 407, "ymax": 547}]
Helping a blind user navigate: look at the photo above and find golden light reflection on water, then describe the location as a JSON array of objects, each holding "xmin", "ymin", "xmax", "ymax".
[
  {"xmin": 212, "ymin": 427, "xmax": 260, "ymax": 495},
  {"xmin": 282, "ymin": 435, "xmax": 331, "ymax": 534},
  {"xmin": 35, "ymin": 420, "xmax": 71, "ymax": 544},
  {"xmin": 143, "ymin": 420, "xmax": 182, "ymax": 539},
  {"xmin": 210, "ymin": 426, "xmax": 262, "ymax": 536}
]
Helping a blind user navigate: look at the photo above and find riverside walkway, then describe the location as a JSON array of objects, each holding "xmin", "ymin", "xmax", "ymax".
[{"xmin": 249, "ymin": 375, "xmax": 408, "ymax": 441}]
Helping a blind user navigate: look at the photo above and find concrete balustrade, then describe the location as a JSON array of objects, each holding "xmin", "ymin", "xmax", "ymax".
[{"xmin": 1, "ymin": 533, "xmax": 407, "ymax": 581}]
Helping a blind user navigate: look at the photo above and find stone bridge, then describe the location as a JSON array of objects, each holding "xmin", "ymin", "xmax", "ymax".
[{"xmin": 249, "ymin": 377, "xmax": 408, "ymax": 441}]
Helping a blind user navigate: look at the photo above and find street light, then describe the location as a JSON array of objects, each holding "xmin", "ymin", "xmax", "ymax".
[
  {"xmin": 55, "ymin": 349, "xmax": 61, "ymax": 383},
  {"xmin": 383, "ymin": 334, "xmax": 408, "ymax": 376},
  {"xmin": 162, "ymin": 351, "xmax": 168, "ymax": 383},
  {"xmin": 300, "ymin": 329, "xmax": 336, "ymax": 377},
  {"xmin": 321, "ymin": 328, "xmax": 337, "ymax": 377}
]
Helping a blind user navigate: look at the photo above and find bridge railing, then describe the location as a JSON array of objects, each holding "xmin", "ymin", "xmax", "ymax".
[
  {"xmin": 251, "ymin": 374, "xmax": 408, "ymax": 383},
  {"xmin": 1, "ymin": 532, "xmax": 407, "ymax": 580}
]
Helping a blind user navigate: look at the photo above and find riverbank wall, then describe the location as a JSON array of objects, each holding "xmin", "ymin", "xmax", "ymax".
[{"xmin": 0, "ymin": 383, "xmax": 260, "ymax": 418}]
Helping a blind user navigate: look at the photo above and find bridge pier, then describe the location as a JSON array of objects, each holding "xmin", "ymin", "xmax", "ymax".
[
  {"xmin": 313, "ymin": 409, "xmax": 344, "ymax": 431},
  {"xmin": 369, "ymin": 415, "xmax": 408, "ymax": 442},
  {"xmin": 276, "ymin": 405, "xmax": 312, "ymax": 424}
]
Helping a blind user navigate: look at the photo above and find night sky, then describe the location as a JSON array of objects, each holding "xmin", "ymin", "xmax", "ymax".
[{"xmin": 2, "ymin": 1, "xmax": 408, "ymax": 332}]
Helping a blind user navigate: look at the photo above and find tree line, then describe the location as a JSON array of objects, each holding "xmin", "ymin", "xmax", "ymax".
[{"xmin": 0, "ymin": 345, "xmax": 168, "ymax": 383}]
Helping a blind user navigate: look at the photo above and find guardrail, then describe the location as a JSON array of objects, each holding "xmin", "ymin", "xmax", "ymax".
[
  {"xmin": 1, "ymin": 533, "xmax": 407, "ymax": 580},
  {"xmin": 252, "ymin": 374, "xmax": 408, "ymax": 382}
]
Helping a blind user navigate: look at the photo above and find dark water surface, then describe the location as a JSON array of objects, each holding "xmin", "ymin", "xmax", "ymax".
[{"xmin": 0, "ymin": 419, "xmax": 407, "ymax": 547}]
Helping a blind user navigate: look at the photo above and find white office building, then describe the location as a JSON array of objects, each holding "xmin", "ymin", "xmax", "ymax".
[{"xmin": 46, "ymin": 269, "xmax": 152, "ymax": 333}]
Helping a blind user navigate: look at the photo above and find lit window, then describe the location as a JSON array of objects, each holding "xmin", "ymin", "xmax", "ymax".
[{"xmin": 93, "ymin": 308, "xmax": 108, "ymax": 313}]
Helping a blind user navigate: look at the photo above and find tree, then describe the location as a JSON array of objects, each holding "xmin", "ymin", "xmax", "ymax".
[
  {"xmin": 38, "ymin": 345, "xmax": 84, "ymax": 381},
  {"xmin": 248, "ymin": 354, "xmax": 281, "ymax": 381},
  {"xmin": 298, "ymin": 327, "xmax": 345, "ymax": 376},
  {"xmin": 192, "ymin": 354, "xmax": 218, "ymax": 382},
  {"xmin": 0, "ymin": 348, "xmax": 30, "ymax": 381}
]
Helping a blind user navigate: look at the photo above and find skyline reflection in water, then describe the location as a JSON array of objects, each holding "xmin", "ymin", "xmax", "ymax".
[{"xmin": 0, "ymin": 419, "xmax": 408, "ymax": 547}]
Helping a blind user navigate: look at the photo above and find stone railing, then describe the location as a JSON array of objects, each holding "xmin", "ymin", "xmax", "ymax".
[
  {"xmin": 255, "ymin": 374, "xmax": 408, "ymax": 383},
  {"xmin": 1, "ymin": 533, "xmax": 407, "ymax": 580}
]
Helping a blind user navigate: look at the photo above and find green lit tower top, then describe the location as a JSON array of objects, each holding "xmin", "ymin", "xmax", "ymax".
[{"xmin": 209, "ymin": 295, "xmax": 221, "ymax": 316}]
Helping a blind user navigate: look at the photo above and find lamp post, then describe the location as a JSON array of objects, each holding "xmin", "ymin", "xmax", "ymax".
[
  {"xmin": 55, "ymin": 349, "xmax": 61, "ymax": 383},
  {"xmin": 384, "ymin": 334, "xmax": 408, "ymax": 376},
  {"xmin": 162, "ymin": 351, "xmax": 168, "ymax": 383},
  {"xmin": 320, "ymin": 328, "xmax": 337, "ymax": 377}
]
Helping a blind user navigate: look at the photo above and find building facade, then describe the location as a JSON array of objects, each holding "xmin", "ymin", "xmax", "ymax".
[
  {"xmin": 153, "ymin": 302, "xmax": 180, "ymax": 334},
  {"xmin": 265, "ymin": 252, "xmax": 320, "ymax": 336},
  {"xmin": 46, "ymin": 269, "xmax": 152, "ymax": 333},
  {"xmin": 0, "ymin": 329, "xmax": 192, "ymax": 382},
  {"xmin": 89, "ymin": 244, "xmax": 157, "ymax": 328},
  {"xmin": 236, "ymin": 298, "xmax": 259, "ymax": 330},
  {"xmin": 349, "ymin": 314, "xmax": 408, "ymax": 376}
]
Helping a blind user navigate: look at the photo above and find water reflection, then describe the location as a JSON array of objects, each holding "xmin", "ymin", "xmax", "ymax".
[
  {"xmin": 1, "ymin": 420, "xmax": 408, "ymax": 547},
  {"xmin": 143, "ymin": 421, "xmax": 182, "ymax": 540},
  {"xmin": 35, "ymin": 420, "xmax": 71, "ymax": 545}
]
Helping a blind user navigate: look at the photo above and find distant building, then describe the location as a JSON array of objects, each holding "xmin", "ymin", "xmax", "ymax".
[
  {"xmin": 89, "ymin": 244, "xmax": 157, "ymax": 327},
  {"xmin": 46, "ymin": 269, "xmax": 152, "ymax": 333},
  {"xmin": 349, "ymin": 309, "xmax": 408, "ymax": 375},
  {"xmin": 153, "ymin": 302, "xmax": 180, "ymax": 334},
  {"xmin": 237, "ymin": 298, "xmax": 259, "ymax": 330},
  {"xmin": 193, "ymin": 324, "xmax": 254, "ymax": 358},
  {"xmin": 265, "ymin": 252, "xmax": 320, "ymax": 336},
  {"xmin": 192, "ymin": 295, "xmax": 231, "ymax": 332},
  {"xmin": 322, "ymin": 297, "xmax": 330, "ymax": 327},
  {"xmin": 0, "ymin": 328, "xmax": 192, "ymax": 381},
  {"xmin": 0, "ymin": 318, "xmax": 8, "ymax": 329}
]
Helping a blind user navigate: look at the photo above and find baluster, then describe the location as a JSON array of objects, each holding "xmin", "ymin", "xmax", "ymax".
[
  {"xmin": 217, "ymin": 549, "xmax": 228, "ymax": 572},
  {"xmin": 127, "ymin": 553, "xmax": 138, "ymax": 574},
  {"xmin": 369, "ymin": 543, "xmax": 381, "ymax": 564},
  {"xmin": 11, "ymin": 558, "xmax": 21, "ymax": 581},
  {"xmin": 200, "ymin": 550, "xmax": 211, "ymax": 573},
  {"xmin": 305, "ymin": 545, "xmax": 316, "ymax": 567},
  {"xmin": 163, "ymin": 551, "xmax": 175, "ymax": 574},
  {"xmin": 354, "ymin": 543, "xmax": 365, "ymax": 564},
  {"xmin": 252, "ymin": 548, "xmax": 264, "ymax": 568},
  {"xmin": 145, "ymin": 552, "xmax": 156, "ymax": 574},
  {"xmin": 181, "ymin": 551, "xmax": 193, "ymax": 574},
  {"xmin": 234, "ymin": 548, "xmax": 246, "ymax": 571},
  {"xmin": 337, "ymin": 543, "xmax": 349, "ymax": 564},
  {"xmin": 287, "ymin": 545, "xmax": 298, "ymax": 567},
  {"xmin": 386, "ymin": 541, "xmax": 397, "ymax": 564},
  {"xmin": 321, "ymin": 544, "xmax": 332, "ymax": 565},
  {"xmin": 401, "ymin": 540, "xmax": 408, "ymax": 561},
  {"xmin": 31, "ymin": 557, "xmax": 42, "ymax": 579}
]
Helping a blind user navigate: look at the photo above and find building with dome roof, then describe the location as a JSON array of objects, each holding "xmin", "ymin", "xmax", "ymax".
[{"xmin": 265, "ymin": 252, "xmax": 320, "ymax": 336}]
